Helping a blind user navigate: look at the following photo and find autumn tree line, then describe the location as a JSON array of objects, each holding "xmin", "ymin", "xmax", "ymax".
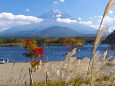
[{"xmin": 0, "ymin": 37, "xmax": 97, "ymax": 47}]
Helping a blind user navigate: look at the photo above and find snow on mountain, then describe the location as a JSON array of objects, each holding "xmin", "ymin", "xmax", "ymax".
[{"xmin": 39, "ymin": 9, "xmax": 73, "ymax": 19}]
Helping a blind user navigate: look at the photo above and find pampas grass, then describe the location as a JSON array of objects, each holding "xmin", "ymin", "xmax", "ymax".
[
  {"xmin": 99, "ymin": 0, "xmax": 115, "ymax": 29},
  {"xmin": 91, "ymin": 0, "xmax": 115, "ymax": 67},
  {"xmin": 90, "ymin": 26, "xmax": 109, "ymax": 85},
  {"xmin": 90, "ymin": 0, "xmax": 115, "ymax": 85},
  {"xmin": 65, "ymin": 48, "xmax": 77, "ymax": 83},
  {"xmin": 92, "ymin": 0, "xmax": 115, "ymax": 62}
]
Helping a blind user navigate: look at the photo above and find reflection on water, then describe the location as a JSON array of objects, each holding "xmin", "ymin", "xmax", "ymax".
[{"xmin": 0, "ymin": 45, "xmax": 114, "ymax": 63}]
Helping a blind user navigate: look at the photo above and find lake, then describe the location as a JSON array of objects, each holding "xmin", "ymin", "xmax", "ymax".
[{"xmin": 0, "ymin": 45, "xmax": 114, "ymax": 63}]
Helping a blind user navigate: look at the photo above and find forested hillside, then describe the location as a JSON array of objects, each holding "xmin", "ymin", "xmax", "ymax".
[{"xmin": 105, "ymin": 30, "xmax": 115, "ymax": 44}]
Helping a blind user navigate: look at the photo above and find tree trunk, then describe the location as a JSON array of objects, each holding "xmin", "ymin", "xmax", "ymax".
[{"xmin": 29, "ymin": 68, "xmax": 33, "ymax": 86}]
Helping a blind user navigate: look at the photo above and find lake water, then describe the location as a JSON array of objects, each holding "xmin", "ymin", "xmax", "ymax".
[{"xmin": 0, "ymin": 45, "xmax": 114, "ymax": 63}]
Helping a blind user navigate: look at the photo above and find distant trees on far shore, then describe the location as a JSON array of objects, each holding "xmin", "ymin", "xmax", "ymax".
[{"xmin": 0, "ymin": 37, "xmax": 96, "ymax": 47}]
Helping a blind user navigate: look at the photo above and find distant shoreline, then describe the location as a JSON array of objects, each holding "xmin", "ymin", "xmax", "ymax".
[
  {"xmin": 0, "ymin": 43, "xmax": 109, "ymax": 47},
  {"xmin": 0, "ymin": 43, "xmax": 24, "ymax": 47},
  {"xmin": 0, "ymin": 37, "xmax": 111, "ymax": 47}
]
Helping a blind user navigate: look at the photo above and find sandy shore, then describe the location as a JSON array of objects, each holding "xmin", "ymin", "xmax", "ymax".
[
  {"xmin": 0, "ymin": 57, "xmax": 115, "ymax": 86},
  {"xmin": 0, "ymin": 63, "xmax": 31, "ymax": 86},
  {"xmin": 0, "ymin": 61, "xmax": 65, "ymax": 86}
]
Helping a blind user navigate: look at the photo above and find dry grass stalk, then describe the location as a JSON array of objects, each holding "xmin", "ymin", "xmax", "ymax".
[
  {"xmin": 111, "ymin": 73, "xmax": 115, "ymax": 86},
  {"xmin": 92, "ymin": 0, "xmax": 115, "ymax": 62},
  {"xmin": 99, "ymin": 0, "xmax": 115, "ymax": 29},
  {"xmin": 99, "ymin": 51, "xmax": 108, "ymax": 85},
  {"xmin": 87, "ymin": 51, "xmax": 101, "ymax": 84},
  {"xmin": 59, "ymin": 48, "xmax": 77, "ymax": 83},
  {"xmin": 112, "ymin": 81, "xmax": 115, "ymax": 86},
  {"xmin": 68, "ymin": 48, "xmax": 77, "ymax": 66},
  {"xmin": 108, "ymin": 72, "xmax": 115, "ymax": 85},
  {"xmin": 93, "ymin": 51, "xmax": 101, "ymax": 63},
  {"xmin": 66, "ymin": 48, "xmax": 77, "ymax": 82},
  {"xmin": 102, "ymin": 50, "xmax": 108, "ymax": 61},
  {"xmin": 92, "ymin": 26, "xmax": 108, "ymax": 57},
  {"xmin": 90, "ymin": 0, "xmax": 115, "ymax": 85},
  {"xmin": 90, "ymin": 27, "xmax": 107, "ymax": 85},
  {"xmin": 92, "ymin": 0, "xmax": 115, "ymax": 64}
]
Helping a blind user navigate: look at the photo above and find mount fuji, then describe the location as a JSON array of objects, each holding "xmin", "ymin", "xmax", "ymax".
[{"xmin": 0, "ymin": 9, "xmax": 98, "ymax": 37}]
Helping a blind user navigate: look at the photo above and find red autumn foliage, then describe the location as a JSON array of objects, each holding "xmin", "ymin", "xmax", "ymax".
[{"xmin": 23, "ymin": 39, "xmax": 44, "ymax": 68}]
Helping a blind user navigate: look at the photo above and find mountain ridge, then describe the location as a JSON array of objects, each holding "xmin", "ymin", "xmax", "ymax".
[{"xmin": 0, "ymin": 9, "xmax": 98, "ymax": 37}]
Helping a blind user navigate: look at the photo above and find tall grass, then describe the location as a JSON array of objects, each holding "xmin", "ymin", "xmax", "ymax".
[
  {"xmin": 90, "ymin": 0, "xmax": 115, "ymax": 85},
  {"xmin": 99, "ymin": 0, "xmax": 115, "ymax": 30},
  {"xmin": 91, "ymin": 0, "xmax": 115, "ymax": 65},
  {"xmin": 91, "ymin": 0, "xmax": 115, "ymax": 63}
]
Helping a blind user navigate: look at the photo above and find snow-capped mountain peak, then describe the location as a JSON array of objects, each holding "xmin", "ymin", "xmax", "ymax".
[
  {"xmin": 0, "ymin": 9, "xmax": 98, "ymax": 37},
  {"xmin": 52, "ymin": 9, "xmax": 62, "ymax": 14},
  {"xmin": 39, "ymin": 9, "xmax": 73, "ymax": 20}
]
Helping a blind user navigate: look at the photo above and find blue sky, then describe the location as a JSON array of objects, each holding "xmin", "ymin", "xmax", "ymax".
[
  {"xmin": 0, "ymin": 0, "xmax": 114, "ymax": 32},
  {"xmin": 0, "ymin": 0, "xmax": 108, "ymax": 18}
]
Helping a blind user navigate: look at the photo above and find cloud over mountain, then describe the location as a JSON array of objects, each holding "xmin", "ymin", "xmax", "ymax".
[
  {"xmin": 53, "ymin": 0, "xmax": 64, "ymax": 5},
  {"xmin": 60, "ymin": 0, "xmax": 64, "ymax": 2},
  {"xmin": 0, "ymin": 9, "xmax": 98, "ymax": 37},
  {"xmin": 57, "ymin": 18, "xmax": 77, "ymax": 23},
  {"xmin": 0, "ymin": 12, "xmax": 43, "ymax": 32}
]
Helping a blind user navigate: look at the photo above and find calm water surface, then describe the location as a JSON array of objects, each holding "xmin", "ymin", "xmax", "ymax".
[{"xmin": 0, "ymin": 45, "xmax": 114, "ymax": 63}]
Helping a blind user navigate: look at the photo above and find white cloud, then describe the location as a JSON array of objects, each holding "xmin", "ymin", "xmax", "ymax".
[
  {"xmin": 108, "ymin": 10, "xmax": 113, "ymax": 14},
  {"xmin": 79, "ymin": 20, "xmax": 100, "ymax": 29},
  {"xmin": 103, "ymin": 16, "xmax": 115, "ymax": 23},
  {"xmin": 97, "ymin": 16, "xmax": 115, "ymax": 24},
  {"xmin": 0, "ymin": 12, "xmax": 43, "ymax": 32},
  {"xmin": 54, "ymin": 1, "xmax": 59, "ymax": 4},
  {"xmin": 53, "ymin": 0, "xmax": 64, "ymax": 4},
  {"xmin": 93, "ymin": 15, "xmax": 115, "ymax": 31},
  {"xmin": 78, "ymin": 21, "xmax": 98, "ymax": 29},
  {"xmin": 107, "ymin": 26, "xmax": 115, "ymax": 33},
  {"xmin": 26, "ymin": 8, "xmax": 30, "ymax": 12},
  {"xmin": 57, "ymin": 18, "xmax": 77, "ymax": 23},
  {"xmin": 78, "ymin": 15, "xmax": 115, "ymax": 30},
  {"xmin": 89, "ymin": 25, "xmax": 99, "ymax": 29},
  {"xmin": 79, "ymin": 21, "xmax": 92, "ymax": 25},
  {"xmin": 60, "ymin": 0, "xmax": 64, "ymax": 2},
  {"xmin": 56, "ymin": 14, "xmax": 62, "ymax": 17},
  {"xmin": 56, "ymin": 17, "xmax": 98, "ymax": 28},
  {"xmin": 78, "ymin": 17, "xmax": 82, "ymax": 21},
  {"xmin": 89, "ymin": 16, "xmax": 102, "ymax": 20}
]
